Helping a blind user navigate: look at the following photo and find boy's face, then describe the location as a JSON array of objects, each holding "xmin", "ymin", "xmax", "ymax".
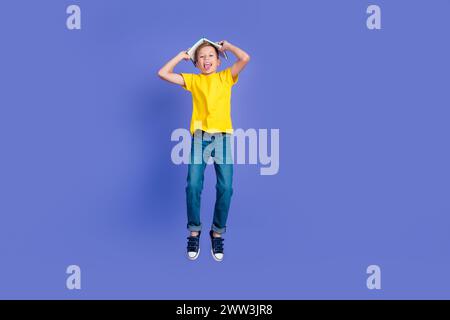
[{"xmin": 196, "ymin": 45, "xmax": 221, "ymax": 74}]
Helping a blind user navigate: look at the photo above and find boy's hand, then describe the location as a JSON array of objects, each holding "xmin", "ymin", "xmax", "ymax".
[
  {"xmin": 217, "ymin": 40, "xmax": 232, "ymax": 52},
  {"xmin": 178, "ymin": 50, "xmax": 191, "ymax": 61},
  {"xmin": 158, "ymin": 51, "xmax": 191, "ymax": 86}
]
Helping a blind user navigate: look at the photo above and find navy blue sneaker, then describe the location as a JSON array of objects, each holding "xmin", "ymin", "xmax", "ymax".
[
  {"xmin": 187, "ymin": 232, "xmax": 201, "ymax": 260},
  {"xmin": 209, "ymin": 230, "xmax": 224, "ymax": 262}
]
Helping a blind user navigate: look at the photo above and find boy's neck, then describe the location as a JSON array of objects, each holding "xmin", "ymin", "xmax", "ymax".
[{"xmin": 200, "ymin": 71, "xmax": 217, "ymax": 76}]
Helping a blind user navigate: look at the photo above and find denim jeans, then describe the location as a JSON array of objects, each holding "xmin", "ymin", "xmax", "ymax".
[{"xmin": 186, "ymin": 130, "xmax": 233, "ymax": 234}]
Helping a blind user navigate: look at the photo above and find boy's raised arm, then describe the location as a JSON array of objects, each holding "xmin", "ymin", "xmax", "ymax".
[
  {"xmin": 157, "ymin": 51, "xmax": 190, "ymax": 86},
  {"xmin": 218, "ymin": 40, "xmax": 251, "ymax": 79}
]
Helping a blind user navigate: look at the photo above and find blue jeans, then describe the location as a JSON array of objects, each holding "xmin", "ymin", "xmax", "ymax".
[{"xmin": 186, "ymin": 130, "xmax": 233, "ymax": 234}]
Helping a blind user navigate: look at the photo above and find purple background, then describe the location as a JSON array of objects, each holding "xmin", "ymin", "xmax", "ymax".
[{"xmin": 0, "ymin": 0, "xmax": 449, "ymax": 299}]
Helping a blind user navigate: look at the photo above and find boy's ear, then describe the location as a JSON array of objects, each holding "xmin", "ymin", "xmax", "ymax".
[{"xmin": 217, "ymin": 59, "xmax": 221, "ymax": 67}]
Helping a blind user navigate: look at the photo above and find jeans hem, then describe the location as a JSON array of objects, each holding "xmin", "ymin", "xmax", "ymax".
[
  {"xmin": 211, "ymin": 224, "xmax": 226, "ymax": 234},
  {"xmin": 187, "ymin": 224, "xmax": 202, "ymax": 232}
]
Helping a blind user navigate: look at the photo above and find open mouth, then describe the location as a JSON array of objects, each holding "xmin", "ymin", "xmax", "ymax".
[{"xmin": 204, "ymin": 62, "xmax": 212, "ymax": 71}]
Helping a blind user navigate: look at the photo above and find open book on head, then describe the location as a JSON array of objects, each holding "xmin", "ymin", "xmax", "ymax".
[{"xmin": 186, "ymin": 38, "xmax": 229, "ymax": 67}]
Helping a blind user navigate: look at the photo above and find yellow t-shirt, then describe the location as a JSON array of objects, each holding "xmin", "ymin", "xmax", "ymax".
[{"xmin": 181, "ymin": 68, "xmax": 238, "ymax": 135}]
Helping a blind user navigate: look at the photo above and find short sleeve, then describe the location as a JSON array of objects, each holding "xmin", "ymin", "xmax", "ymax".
[
  {"xmin": 220, "ymin": 68, "xmax": 239, "ymax": 86},
  {"xmin": 180, "ymin": 73, "xmax": 194, "ymax": 91}
]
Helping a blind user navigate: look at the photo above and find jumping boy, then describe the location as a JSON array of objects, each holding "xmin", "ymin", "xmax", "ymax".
[{"xmin": 158, "ymin": 39, "xmax": 250, "ymax": 261}]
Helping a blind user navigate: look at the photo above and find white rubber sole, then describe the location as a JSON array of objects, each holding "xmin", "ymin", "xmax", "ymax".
[
  {"xmin": 211, "ymin": 249, "xmax": 224, "ymax": 262},
  {"xmin": 187, "ymin": 248, "xmax": 200, "ymax": 261}
]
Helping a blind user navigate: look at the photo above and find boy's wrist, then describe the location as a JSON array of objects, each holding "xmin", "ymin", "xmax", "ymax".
[
  {"xmin": 177, "ymin": 50, "xmax": 190, "ymax": 62},
  {"xmin": 222, "ymin": 41, "xmax": 233, "ymax": 51}
]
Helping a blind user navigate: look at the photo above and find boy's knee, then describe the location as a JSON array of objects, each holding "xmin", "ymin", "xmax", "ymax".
[
  {"xmin": 216, "ymin": 182, "xmax": 233, "ymax": 195},
  {"xmin": 186, "ymin": 180, "xmax": 203, "ymax": 193}
]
